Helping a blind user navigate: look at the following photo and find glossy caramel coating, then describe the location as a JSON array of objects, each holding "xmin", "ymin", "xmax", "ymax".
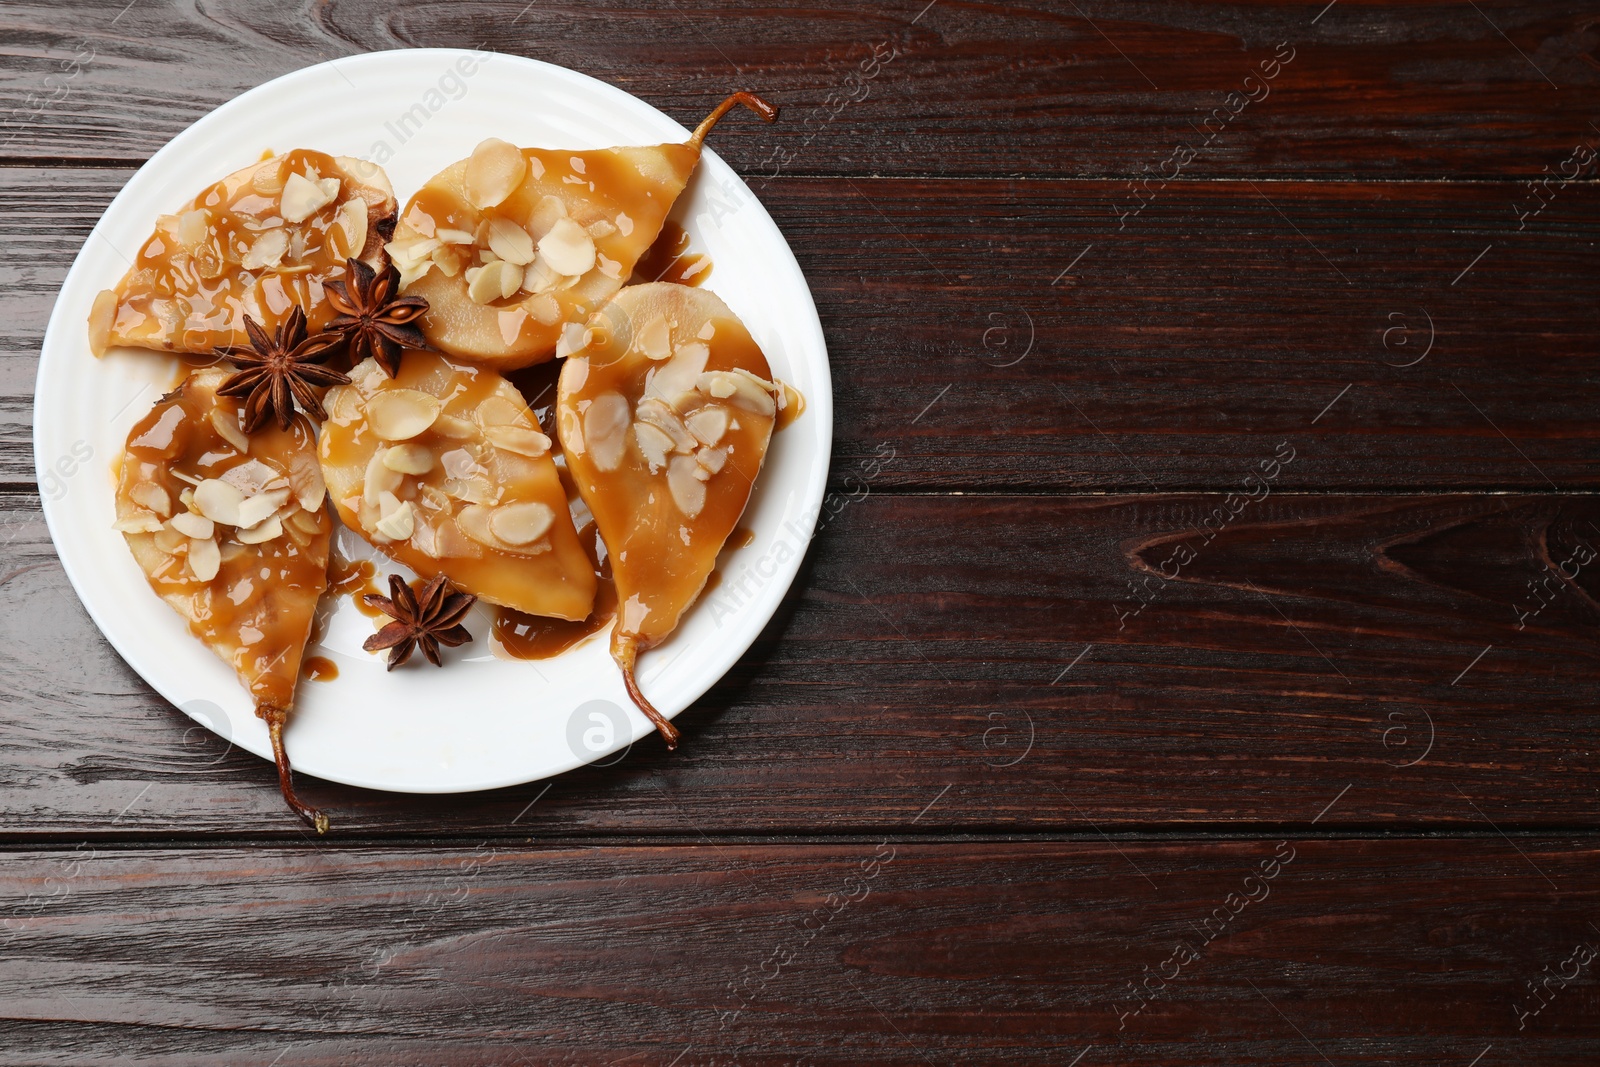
[
  {"xmin": 90, "ymin": 149, "xmax": 396, "ymax": 357},
  {"xmin": 557, "ymin": 283, "xmax": 782, "ymax": 741},
  {"xmin": 319, "ymin": 351, "xmax": 596, "ymax": 621}
]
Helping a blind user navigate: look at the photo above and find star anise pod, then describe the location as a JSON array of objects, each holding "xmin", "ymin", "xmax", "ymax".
[
  {"xmin": 215, "ymin": 306, "xmax": 350, "ymax": 433},
  {"xmin": 362, "ymin": 573, "xmax": 477, "ymax": 670},
  {"xmin": 323, "ymin": 257, "xmax": 430, "ymax": 378}
]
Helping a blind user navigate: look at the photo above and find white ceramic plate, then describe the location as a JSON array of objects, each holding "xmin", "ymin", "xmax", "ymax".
[{"xmin": 35, "ymin": 49, "xmax": 830, "ymax": 793}]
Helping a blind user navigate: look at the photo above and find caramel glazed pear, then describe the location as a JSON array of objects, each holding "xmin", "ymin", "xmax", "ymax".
[{"xmin": 96, "ymin": 90, "xmax": 793, "ymax": 831}]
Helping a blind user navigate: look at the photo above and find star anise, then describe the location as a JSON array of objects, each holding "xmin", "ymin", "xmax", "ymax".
[
  {"xmin": 362, "ymin": 573, "xmax": 477, "ymax": 670},
  {"xmin": 323, "ymin": 257, "xmax": 430, "ymax": 378},
  {"xmin": 216, "ymin": 306, "xmax": 350, "ymax": 433}
]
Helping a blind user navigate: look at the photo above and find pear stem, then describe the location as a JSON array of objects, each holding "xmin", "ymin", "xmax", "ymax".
[
  {"xmin": 615, "ymin": 636, "xmax": 681, "ymax": 749},
  {"xmin": 262, "ymin": 706, "xmax": 329, "ymax": 835},
  {"xmin": 688, "ymin": 92, "xmax": 779, "ymax": 152}
]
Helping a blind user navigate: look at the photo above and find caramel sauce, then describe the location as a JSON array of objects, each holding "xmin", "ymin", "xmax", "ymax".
[
  {"xmin": 319, "ymin": 351, "xmax": 597, "ymax": 621},
  {"xmin": 327, "ymin": 554, "xmax": 384, "ymax": 616},
  {"xmin": 702, "ymin": 569, "xmax": 722, "ymax": 594},
  {"xmin": 506, "ymin": 359, "xmax": 564, "ymax": 434},
  {"xmin": 493, "ymin": 521, "xmax": 618, "ymax": 660},
  {"xmin": 114, "ymin": 369, "xmax": 332, "ymax": 711},
  {"xmin": 558, "ymin": 284, "xmax": 775, "ymax": 651},
  {"xmin": 630, "ymin": 221, "xmax": 711, "ymax": 287},
  {"xmin": 97, "ymin": 149, "xmax": 385, "ymax": 355},
  {"xmin": 729, "ymin": 526, "xmax": 756, "ymax": 550},
  {"xmin": 395, "ymin": 139, "xmax": 699, "ymax": 368},
  {"xmin": 302, "ymin": 655, "xmax": 338, "ymax": 682},
  {"xmin": 776, "ymin": 383, "xmax": 806, "ymax": 430}
]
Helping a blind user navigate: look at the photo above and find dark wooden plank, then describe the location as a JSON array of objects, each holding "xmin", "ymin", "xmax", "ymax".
[
  {"xmin": 1, "ymin": 1, "xmax": 1598, "ymax": 178},
  {"xmin": 0, "ymin": 838, "xmax": 1595, "ymax": 1064},
  {"xmin": 8, "ymin": 170, "xmax": 1599, "ymax": 489},
  {"xmin": 4, "ymin": 489, "xmax": 1598, "ymax": 837}
]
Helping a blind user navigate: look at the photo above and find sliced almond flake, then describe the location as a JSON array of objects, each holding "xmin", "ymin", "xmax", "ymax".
[
  {"xmin": 153, "ymin": 525, "xmax": 188, "ymax": 554},
  {"xmin": 455, "ymin": 504, "xmax": 497, "ymax": 549},
  {"xmin": 489, "ymin": 501, "xmax": 555, "ymax": 545},
  {"xmin": 537, "ymin": 217, "xmax": 596, "ymax": 277},
  {"xmin": 645, "ymin": 340, "xmax": 711, "ymax": 401},
  {"xmin": 288, "ymin": 509, "xmax": 323, "ymax": 536},
  {"xmin": 667, "ymin": 455, "xmax": 707, "ymax": 518},
  {"xmin": 363, "ymin": 450, "xmax": 404, "ymax": 509},
  {"xmin": 615, "ymin": 212, "xmax": 634, "ymax": 236},
  {"xmin": 236, "ymin": 515, "xmax": 282, "ymax": 544},
  {"xmin": 209, "ymin": 407, "xmax": 251, "ymax": 454},
  {"xmin": 113, "ymin": 513, "xmax": 166, "ymax": 534},
  {"xmin": 187, "ymin": 537, "xmax": 221, "ymax": 582},
  {"xmin": 444, "ymin": 476, "xmax": 497, "ymax": 505},
  {"xmin": 176, "ymin": 209, "xmax": 209, "ymax": 250},
  {"xmin": 129, "ymin": 481, "xmax": 173, "ymax": 517},
  {"xmin": 288, "ymin": 451, "xmax": 325, "ymax": 512},
  {"xmin": 386, "ymin": 237, "xmax": 442, "ymax": 270},
  {"xmin": 487, "ymin": 217, "xmax": 536, "ymax": 265},
  {"xmin": 235, "ymin": 487, "xmax": 292, "ymax": 529},
  {"xmin": 485, "ymin": 425, "xmax": 552, "ymax": 457},
  {"xmin": 382, "ymin": 443, "xmax": 435, "ymax": 475},
  {"xmin": 431, "ymin": 414, "xmax": 478, "ymax": 439},
  {"xmin": 636, "ymin": 398, "xmax": 696, "ymax": 452},
  {"xmin": 685, "ymin": 406, "xmax": 730, "ymax": 447},
  {"xmin": 170, "ymin": 512, "xmax": 214, "ymax": 539},
  {"xmin": 367, "ymin": 389, "xmax": 442, "ymax": 440},
  {"xmin": 219, "ymin": 459, "xmax": 283, "ymax": 497},
  {"xmin": 583, "ymin": 392, "xmax": 631, "ymax": 472},
  {"xmin": 697, "ymin": 446, "xmax": 727, "ymax": 475},
  {"xmin": 587, "ymin": 218, "xmax": 617, "ymax": 239},
  {"xmin": 251, "ymin": 162, "xmax": 287, "ymax": 196},
  {"xmin": 475, "ymin": 395, "xmax": 527, "ymax": 429},
  {"xmin": 374, "ymin": 498, "xmax": 415, "ymax": 541},
  {"xmin": 528, "ymin": 194, "xmax": 568, "ymax": 239},
  {"xmin": 635, "ymin": 315, "xmax": 672, "ymax": 360},
  {"xmin": 335, "ymin": 197, "xmax": 368, "ymax": 258},
  {"xmin": 430, "ymin": 244, "xmax": 466, "ymax": 277},
  {"xmin": 697, "ymin": 321, "xmax": 716, "ymax": 340},
  {"xmin": 633, "ymin": 421, "xmax": 674, "ymax": 473},
  {"xmin": 437, "ymin": 228, "xmax": 476, "ymax": 245},
  {"xmin": 280, "ymin": 172, "xmax": 339, "ymax": 223},
  {"xmin": 521, "ymin": 256, "xmax": 563, "ymax": 295},
  {"xmin": 698, "ymin": 369, "xmax": 776, "ymax": 416},
  {"xmin": 241, "ymin": 228, "xmax": 289, "ymax": 271},
  {"xmin": 193, "ymin": 478, "xmax": 245, "ymax": 526},
  {"xmin": 465, "ymin": 138, "xmax": 527, "ymax": 210}
]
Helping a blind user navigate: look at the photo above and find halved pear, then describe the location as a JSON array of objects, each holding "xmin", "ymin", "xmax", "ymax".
[
  {"xmin": 114, "ymin": 367, "xmax": 333, "ymax": 831},
  {"xmin": 556, "ymin": 283, "xmax": 785, "ymax": 744},
  {"xmin": 89, "ymin": 149, "xmax": 397, "ymax": 357},
  {"xmin": 319, "ymin": 350, "xmax": 596, "ymax": 621},
  {"xmin": 388, "ymin": 93, "xmax": 776, "ymax": 371}
]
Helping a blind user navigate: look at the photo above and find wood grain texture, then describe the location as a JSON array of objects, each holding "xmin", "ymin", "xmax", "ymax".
[
  {"xmin": 0, "ymin": 839, "xmax": 1596, "ymax": 1065},
  {"xmin": 1, "ymin": 1, "xmax": 1598, "ymax": 178},
  {"xmin": 7, "ymin": 170, "xmax": 1597, "ymax": 489},
  {"xmin": 4, "ymin": 489, "xmax": 1596, "ymax": 837}
]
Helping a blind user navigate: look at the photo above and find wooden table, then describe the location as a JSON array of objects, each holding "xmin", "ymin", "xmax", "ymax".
[{"xmin": 3, "ymin": 2, "xmax": 1598, "ymax": 1063}]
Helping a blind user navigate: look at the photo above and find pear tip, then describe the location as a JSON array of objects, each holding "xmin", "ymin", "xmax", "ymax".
[
  {"xmin": 264, "ymin": 705, "xmax": 330, "ymax": 834},
  {"xmin": 688, "ymin": 92, "xmax": 779, "ymax": 151},
  {"xmin": 614, "ymin": 636, "xmax": 682, "ymax": 749}
]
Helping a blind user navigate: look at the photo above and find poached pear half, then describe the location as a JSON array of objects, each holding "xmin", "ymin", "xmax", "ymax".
[
  {"xmin": 387, "ymin": 94, "xmax": 776, "ymax": 371},
  {"xmin": 556, "ymin": 282, "xmax": 785, "ymax": 744}
]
